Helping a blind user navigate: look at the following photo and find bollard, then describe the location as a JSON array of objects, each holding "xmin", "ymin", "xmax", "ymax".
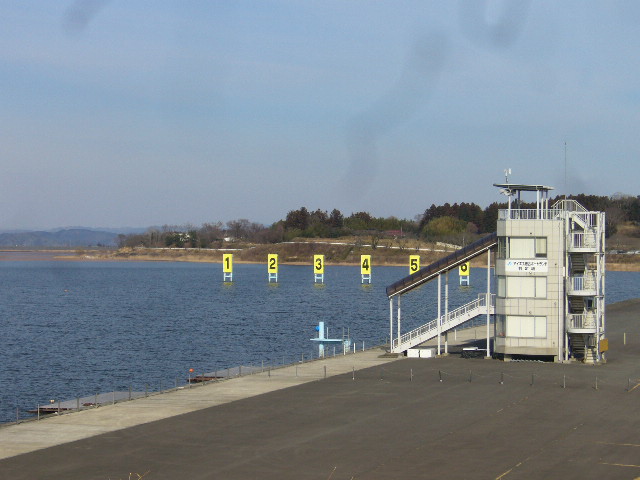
[
  {"xmin": 333, "ymin": 346, "xmax": 336, "ymax": 357},
  {"xmin": 500, "ymin": 372, "xmax": 504, "ymax": 385},
  {"xmin": 362, "ymin": 341, "xmax": 365, "ymax": 351},
  {"xmin": 352, "ymin": 366, "xmax": 355, "ymax": 381},
  {"xmin": 595, "ymin": 376, "xmax": 598, "ymax": 391},
  {"xmin": 469, "ymin": 370, "xmax": 472, "ymax": 383},
  {"xmin": 37, "ymin": 405, "xmax": 40, "ymax": 421},
  {"xmin": 563, "ymin": 375, "xmax": 566, "ymax": 389},
  {"xmin": 439, "ymin": 370, "xmax": 443, "ymax": 383},
  {"xmin": 410, "ymin": 368, "xmax": 413, "ymax": 382},
  {"xmin": 624, "ymin": 332, "xmax": 626, "ymax": 345}
]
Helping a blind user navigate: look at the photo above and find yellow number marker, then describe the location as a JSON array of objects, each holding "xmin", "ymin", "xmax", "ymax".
[
  {"xmin": 409, "ymin": 255, "xmax": 420, "ymax": 274},
  {"xmin": 223, "ymin": 254, "xmax": 233, "ymax": 273},
  {"xmin": 268, "ymin": 254, "xmax": 278, "ymax": 273}
]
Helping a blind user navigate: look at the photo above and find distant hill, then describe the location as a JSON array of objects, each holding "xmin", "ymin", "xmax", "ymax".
[{"xmin": 0, "ymin": 229, "xmax": 118, "ymax": 247}]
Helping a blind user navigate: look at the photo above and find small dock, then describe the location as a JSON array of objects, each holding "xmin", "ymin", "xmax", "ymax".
[{"xmin": 27, "ymin": 392, "xmax": 149, "ymax": 415}]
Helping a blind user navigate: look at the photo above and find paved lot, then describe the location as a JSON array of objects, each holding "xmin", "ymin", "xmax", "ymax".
[{"xmin": 0, "ymin": 299, "xmax": 639, "ymax": 479}]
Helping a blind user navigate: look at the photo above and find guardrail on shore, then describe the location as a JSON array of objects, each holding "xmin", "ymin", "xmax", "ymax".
[{"xmin": 4, "ymin": 340, "xmax": 388, "ymax": 426}]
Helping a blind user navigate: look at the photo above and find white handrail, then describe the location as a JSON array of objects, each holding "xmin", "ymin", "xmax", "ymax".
[{"xmin": 393, "ymin": 294, "xmax": 494, "ymax": 350}]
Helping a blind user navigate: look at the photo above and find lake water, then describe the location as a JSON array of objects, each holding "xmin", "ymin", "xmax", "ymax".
[{"xmin": 0, "ymin": 261, "xmax": 638, "ymax": 424}]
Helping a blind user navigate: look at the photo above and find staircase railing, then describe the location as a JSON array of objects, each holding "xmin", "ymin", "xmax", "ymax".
[{"xmin": 392, "ymin": 294, "xmax": 494, "ymax": 351}]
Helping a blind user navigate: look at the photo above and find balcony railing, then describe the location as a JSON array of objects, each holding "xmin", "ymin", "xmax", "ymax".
[
  {"xmin": 570, "ymin": 232, "xmax": 598, "ymax": 250},
  {"xmin": 567, "ymin": 313, "xmax": 597, "ymax": 332},
  {"xmin": 568, "ymin": 273, "xmax": 596, "ymax": 293},
  {"xmin": 498, "ymin": 209, "xmax": 559, "ymax": 221}
]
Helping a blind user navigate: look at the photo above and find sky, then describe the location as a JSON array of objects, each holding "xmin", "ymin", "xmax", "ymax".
[{"xmin": 1, "ymin": 1, "xmax": 640, "ymax": 230}]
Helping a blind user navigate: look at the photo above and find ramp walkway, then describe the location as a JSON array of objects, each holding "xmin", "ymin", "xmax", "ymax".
[
  {"xmin": 386, "ymin": 232, "xmax": 497, "ymax": 298},
  {"xmin": 392, "ymin": 294, "xmax": 494, "ymax": 352}
]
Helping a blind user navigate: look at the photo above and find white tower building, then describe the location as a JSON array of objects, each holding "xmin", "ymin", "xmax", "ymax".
[{"xmin": 493, "ymin": 184, "xmax": 606, "ymax": 363}]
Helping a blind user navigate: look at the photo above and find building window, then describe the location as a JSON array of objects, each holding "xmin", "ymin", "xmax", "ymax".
[
  {"xmin": 535, "ymin": 237, "xmax": 547, "ymax": 257},
  {"xmin": 497, "ymin": 276, "xmax": 546, "ymax": 298},
  {"xmin": 498, "ymin": 237, "xmax": 547, "ymax": 259},
  {"xmin": 498, "ymin": 237, "xmax": 507, "ymax": 259},
  {"xmin": 496, "ymin": 314, "xmax": 506, "ymax": 337},
  {"xmin": 505, "ymin": 315, "xmax": 547, "ymax": 338}
]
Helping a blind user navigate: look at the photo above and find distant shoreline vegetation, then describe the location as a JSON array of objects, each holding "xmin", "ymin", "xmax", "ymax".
[
  {"xmin": 1, "ymin": 193, "xmax": 638, "ymax": 252},
  {"xmin": 116, "ymin": 193, "xmax": 639, "ymax": 250}
]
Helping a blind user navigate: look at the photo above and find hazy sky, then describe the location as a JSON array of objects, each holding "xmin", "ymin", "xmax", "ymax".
[{"xmin": 2, "ymin": 1, "xmax": 639, "ymax": 230}]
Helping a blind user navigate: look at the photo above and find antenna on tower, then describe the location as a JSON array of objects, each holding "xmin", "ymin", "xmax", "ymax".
[
  {"xmin": 564, "ymin": 142, "xmax": 567, "ymax": 200},
  {"xmin": 504, "ymin": 168, "xmax": 511, "ymax": 184}
]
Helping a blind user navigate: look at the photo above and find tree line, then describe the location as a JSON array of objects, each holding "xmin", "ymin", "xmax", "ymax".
[{"xmin": 117, "ymin": 193, "xmax": 640, "ymax": 248}]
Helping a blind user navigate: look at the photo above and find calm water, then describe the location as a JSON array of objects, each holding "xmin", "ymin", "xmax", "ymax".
[{"xmin": 0, "ymin": 261, "xmax": 637, "ymax": 423}]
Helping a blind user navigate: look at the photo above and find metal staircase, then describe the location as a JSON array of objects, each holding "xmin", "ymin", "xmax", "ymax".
[
  {"xmin": 391, "ymin": 294, "xmax": 495, "ymax": 353},
  {"xmin": 569, "ymin": 333, "xmax": 598, "ymax": 363}
]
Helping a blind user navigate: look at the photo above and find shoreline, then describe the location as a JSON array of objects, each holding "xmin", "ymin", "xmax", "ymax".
[{"xmin": 1, "ymin": 249, "xmax": 639, "ymax": 271}]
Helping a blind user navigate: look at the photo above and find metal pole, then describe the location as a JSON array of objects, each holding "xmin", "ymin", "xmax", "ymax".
[
  {"xmin": 397, "ymin": 295, "xmax": 401, "ymax": 350},
  {"xmin": 437, "ymin": 274, "xmax": 441, "ymax": 355},
  {"xmin": 486, "ymin": 249, "xmax": 491, "ymax": 357},
  {"xmin": 389, "ymin": 297, "xmax": 393, "ymax": 352},
  {"xmin": 444, "ymin": 271, "xmax": 449, "ymax": 355}
]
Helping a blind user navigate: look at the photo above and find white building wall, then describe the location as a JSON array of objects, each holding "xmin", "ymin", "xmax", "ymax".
[{"xmin": 495, "ymin": 218, "xmax": 564, "ymax": 358}]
